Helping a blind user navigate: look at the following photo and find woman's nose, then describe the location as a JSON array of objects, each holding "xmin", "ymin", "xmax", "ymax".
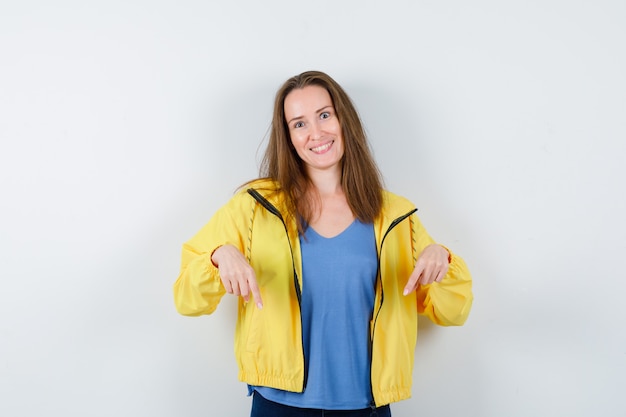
[{"xmin": 309, "ymin": 121, "xmax": 322, "ymax": 140}]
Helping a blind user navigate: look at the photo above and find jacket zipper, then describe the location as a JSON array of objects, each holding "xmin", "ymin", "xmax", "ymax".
[
  {"xmin": 369, "ymin": 208, "xmax": 418, "ymax": 407},
  {"xmin": 246, "ymin": 189, "xmax": 306, "ymax": 390}
]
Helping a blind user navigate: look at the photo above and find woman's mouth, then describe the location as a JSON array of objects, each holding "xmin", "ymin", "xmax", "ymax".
[{"xmin": 310, "ymin": 141, "xmax": 334, "ymax": 154}]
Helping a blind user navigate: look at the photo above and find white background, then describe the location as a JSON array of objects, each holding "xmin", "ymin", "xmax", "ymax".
[{"xmin": 1, "ymin": 1, "xmax": 625, "ymax": 416}]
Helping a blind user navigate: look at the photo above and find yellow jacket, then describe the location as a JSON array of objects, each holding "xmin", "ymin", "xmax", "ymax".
[{"xmin": 173, "ymin": 180, "xmax": 473, "ymax": 406}]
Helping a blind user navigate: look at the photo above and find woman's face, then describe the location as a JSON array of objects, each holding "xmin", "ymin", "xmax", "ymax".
[{"xmin": 283, "ymin": 85, "xmax": 344, "ymax": 175}]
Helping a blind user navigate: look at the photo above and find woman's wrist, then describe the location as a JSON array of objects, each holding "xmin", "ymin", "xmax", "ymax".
[{"xmin": 210, "ymin": 245, "xmax": 223, "ymax": 267}]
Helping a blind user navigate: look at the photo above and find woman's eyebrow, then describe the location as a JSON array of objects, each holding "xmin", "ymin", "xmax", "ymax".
[
  {"xmin": 316, "ymin": 105, "xmax": 333, "ymax": 113},
  {"xmin": 286, "ymin": 105, "xmax": 333, "ymax": 125}
]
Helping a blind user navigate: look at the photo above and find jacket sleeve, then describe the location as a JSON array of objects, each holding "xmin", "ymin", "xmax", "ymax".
[
  {"xmin": 412, "ymin": 214, "xmax": 474, "ymax": 326},
  {"xmin": 173, "ymin": 192, "xmax": 252, "ymax": 316}
]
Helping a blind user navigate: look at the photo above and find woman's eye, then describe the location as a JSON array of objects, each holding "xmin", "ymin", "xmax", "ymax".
[
  {"xmin": 294, "ymin": 121, "xmax": 304, "ymax": 128},
  {"xmin": 320, "ymin": 112, "xmax": 330, "ymax": 119}
]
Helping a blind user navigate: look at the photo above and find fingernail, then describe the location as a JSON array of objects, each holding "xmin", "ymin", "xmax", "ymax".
[
  {"xmin": 403, "ymin": 289, "xmax": 409, "ymax": 296},
  {"xmin": 257, "ymin": 302, "xmax": 263, "ymax": 309}
]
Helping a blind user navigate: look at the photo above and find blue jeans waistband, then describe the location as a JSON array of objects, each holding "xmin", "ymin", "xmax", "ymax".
[{"xmin": 250, "ymin": 391, "xmax": 392, "ymax": 417}]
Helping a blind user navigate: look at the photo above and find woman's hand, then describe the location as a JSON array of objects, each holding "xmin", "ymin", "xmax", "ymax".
[
  {"xmin": 403, "ymin": 244, "xmax": 450, "ymax": 295},
  {"xmin": 211, "ymin": 244, "xmax": 263, "ymax": 309}
]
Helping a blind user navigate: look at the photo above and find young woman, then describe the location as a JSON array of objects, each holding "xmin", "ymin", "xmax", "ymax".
[{"xmin": 174, "ymin": 71, "xmax": 473, "ymax": 416}]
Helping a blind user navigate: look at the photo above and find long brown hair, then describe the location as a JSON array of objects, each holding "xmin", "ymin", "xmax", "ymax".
[{"xmin": 259, "ymin": 70, "xmax": 383, "ymax": 230}]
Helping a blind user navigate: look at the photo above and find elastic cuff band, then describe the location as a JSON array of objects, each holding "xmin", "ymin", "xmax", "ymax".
[{"xmin": 210, "ymin": 245, "xmax": 223, "ymax": 268}]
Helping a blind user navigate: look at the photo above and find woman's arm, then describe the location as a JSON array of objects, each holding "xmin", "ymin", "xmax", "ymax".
[
  {"xmin": 409, "ymin": 214, "xmax": 474, "ymax": 326},
  {"xmin": 173, "ymin": 192, "xmax": 252, "ymax": 316}
]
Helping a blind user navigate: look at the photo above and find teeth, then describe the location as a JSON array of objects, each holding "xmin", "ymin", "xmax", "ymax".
[{"xmin": 311, "ymin": 141, "xmax": 333, "ymax": 153}]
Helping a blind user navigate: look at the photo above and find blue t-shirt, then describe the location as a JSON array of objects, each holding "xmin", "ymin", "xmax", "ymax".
[{"xmin": 254, "ymin": 219, "xmax": 378, "ymax": 409}]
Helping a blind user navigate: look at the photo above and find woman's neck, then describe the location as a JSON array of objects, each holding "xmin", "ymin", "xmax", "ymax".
[{"xmin": 306, "ymin": 165, "xmax": 343, "ymax": 197}]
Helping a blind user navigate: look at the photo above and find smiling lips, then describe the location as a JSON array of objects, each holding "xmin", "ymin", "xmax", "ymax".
[{"xmin": 310, "ymin": 140, "xmax": 334, "ymax": 154}]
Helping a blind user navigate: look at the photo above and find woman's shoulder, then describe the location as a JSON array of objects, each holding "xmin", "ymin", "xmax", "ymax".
[
  {"xmin": 243, "ymin": 178, "xmax": 280, "ymax": 191},
  {"xmin": 381, "ymin": 189, "xmax": 416, "ymax": 210},
  {"xmin": 374, "ymin": 190, "xmax": 418, "ymax": 229},
  {"xmin": 228, "ymin": 178, "xmax": 285, "ymax": 208},
  {"xmin": 217, "ymin": 179, "xmax": 278, "ymax": 206},
  {"xmin": 237, "ymin": 178, "xmax": 283, "ymax": 200}
]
